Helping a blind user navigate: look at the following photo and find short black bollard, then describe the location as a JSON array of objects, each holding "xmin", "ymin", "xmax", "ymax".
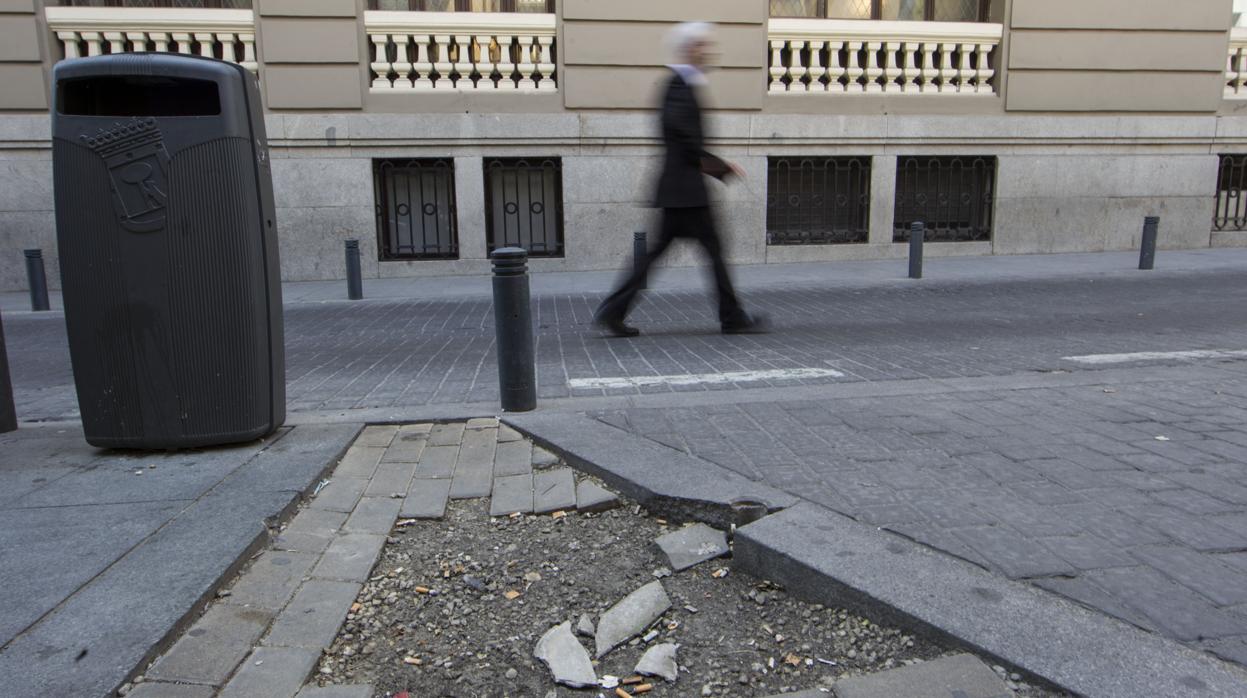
[
  {"xmin": 345, "ymin": 239, "xmax": 363, "ymax": 300},
  {"xmin": 0, "ymin": 311, "xmax": 16, "ymax": 433},
  {"xmin": 633, "ymin": 231, "xmax": 648, "ymax": 290},
  {"xmin": 908, "ymin": 222, "xmax": 925, "ymax": 280},
  {"xmin": 24, "ymin": 249, "xmax": 49, "ymax": 312},
  {"xmin": 1139, "ymin": 216, "xmax": 1159, "ymax": 271},
  {"xmin": 492, "ymin": 248, "xmax": 536, "ymax": 412}
]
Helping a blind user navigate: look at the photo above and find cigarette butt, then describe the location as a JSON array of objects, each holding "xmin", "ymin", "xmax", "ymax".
[
  {"xmin": 504, "ymin": 590, "xmax": 521, "ymax": 600},
  {"xmin": 615, "ymin": 688, "xmax": 631, "ymax": 698},
  {"xmin": 634, "ymin": 684, "xmax": 654, "ymax": 694},
  {"xmin": 552, "ymin": 511, "xmax": 567, "ymax": 519},
  {"xmin": 415, "ymin": 586, "xmax": 430, "ymax": 594},
  {"xmin": 623, "ymin": 676, "xmax": 644, "ymax": 685},
  {"xmin": 350, "ymin": 603, "xmax": 362, "ymax": 613}
]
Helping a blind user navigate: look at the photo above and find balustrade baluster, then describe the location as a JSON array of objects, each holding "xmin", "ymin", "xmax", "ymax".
[
  {"xmin": 450, "ymin": 34, "xmax": 472, "ymax": 87},
  {"xmin": 937, "ymin": 42, "xmax": 956, "ymax": 93},
  {"xmin": 826, "ymin": 40, "xmax": 845, "ymax": 92},
  {"xmin": 172, "ymin": 32, "xmax": 192, "ymax": 55},
  {"xmin": 516, "ymin": 35, "xmax": 537, "ymax": 91},
  {"xmin": 769, "ymin": 40, "xmax": 787, "ymax": 92},
  {"xmin": 975, "ymin": 42, "xmax": 993, "ymax": 93},
  {"xmin": 863, "ymin": 41, "xmax": 883, "ymax": 93},
  {"xmin": 240, "ymin": 33, "xmax": 256, "ymax": 73},
  {"xmin": 883, "ymin": 41, "xmax": 901, "ymax": 92},
  {"xmin": 58, "ymin": 32, "xmax": 81, "ymax": 59},
  {"xmin": 83, "ymin": 31, "xmax": 103, "ymax": 57},
  {"xmin": 126, "ymin": 31, "xmax": 147, "ymax": 52},
  {"xmin": 900, "ymin": 41, "xmax": 919, "ymax": 92},
  {"xmin": 807, "ymin": 40, "xmax": 826, "ymax": 92},
  {"xmin": 956, "ymin": 43, "xmax": 974, "ymax": 92},
  {"xmin": 413, "ymin": 35, "xmax": 434, "ymax": 90},
  {"xmin": 152, "ymin": 31, "xmax": 170, "ymax": 53},
  {"xmin": 104, "ymin": 31, "xmax": 125, "ymax": 54},
  {"xmin": 536, "ymin": 35, "xmax": 555, "ymax": 90},
  {"xmin": 433, "ymin": 34, "xmax": 452, "ymax": 89},
  {"xmin": 475, "ymin": 33, "xmax": 497, "ymax": 88},
  {"xmin": 845, "ymin": 41, "xmax": 864, "ymax": 93},
  {"xmin": 919, "ymin": 42, "xmax": 938, "ymax": 93},
  {"xmin": 194, "ymin": 32, "xmax": 214, "ymax": 59},
  {"xmin": 370, "ymin": 34, "xmax": 391, "ymax": 89}
]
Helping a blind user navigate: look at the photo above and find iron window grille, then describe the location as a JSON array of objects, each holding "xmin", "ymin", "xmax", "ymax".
[
  {"xmin": 767, "ymin": 157, "xmax": 871, "ymax": 245},
  {"xmin": 769, "ymin": 0, "xmax": 992, "ymax": 22},
  {"xmin": 1214, "ymin": 154, "xmax": 1247, "ymax": 232},
  {"xmin": 484, "ymin": 157, "xmax": 565, "ymax": 258},
  {"xmin": 374, "ymin": 159, "xmax": 460, "ymax": 260},
  {"xmin": 893, "ymin": 156, "xmax": 995, "ymax": 243}
]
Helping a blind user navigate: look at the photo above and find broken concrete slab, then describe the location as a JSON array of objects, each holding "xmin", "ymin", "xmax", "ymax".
[
  {"xmin": 635, "ymin": 642, "xmax": 679, "ymax": 682},
  {"xmin": 504, "ymin": 414, "xmax": 797, "ymax": 530},
  {"xmin": 577, "ymin": 614, "xmax": 595, "ymax": 638},
  {"xmin": 400, "ymin": 479, "xmax": 451, "ymax": 520},
  {"xmin": 534, "ymin": 468, "xmax": 577, "ymax": 514},
  {"xmin": 594, "ymin": 581, "xmax": 671, "ymax": 658},
  {"xmin": 576, "ymin": 480, "xmax": 620, "ymax": 513},
  {"xmin": 533, "ymin": 621, "xmax": 597, "ymax": 688},
  {"xmin": 833, "ymin": 654, "xmax": 1010, "ymax": 698},
  {"xmin": 654, "ymin": 523, "xmax": 729, "ymax": 571},
  {"xmin": 490, "ymin": 473, "xmax": 534, "ymax": 517}
]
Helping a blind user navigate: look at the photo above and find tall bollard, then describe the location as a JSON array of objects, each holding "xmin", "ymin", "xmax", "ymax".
[
  {"xmin": 908, "ymin": 222, "xmax": 925, "ymax": 280},
  {"xmin": 492, "ymin": 248, "xmax": 536, "ymax": 412},
  {"xmin": 1139, "ymin": 216, "xmax": 1159, "ymax": 271},
  {"xmin": 0, "ymin": 311, "xmax": 16, "ymax": 433},
  {"xmin": 345, "ymin": 239, "xmax": 363, "ymax": 300},
  {"xmin": 24, "ymin": 250, "xmax": 49, "ymax": 312},
  {"xmin": 633, "ymin": 231, "xmax": 648, "ymax": 290}
]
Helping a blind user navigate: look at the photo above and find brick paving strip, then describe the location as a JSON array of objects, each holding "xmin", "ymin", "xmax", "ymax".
[{"xmin": 131, "ymin": 421, "xmax": 616, "ymax": 698}]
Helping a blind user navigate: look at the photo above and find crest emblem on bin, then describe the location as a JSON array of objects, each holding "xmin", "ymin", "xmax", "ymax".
[{"xmin": 81, "ymin": 117, "xmax": 171, "ymax": 233}]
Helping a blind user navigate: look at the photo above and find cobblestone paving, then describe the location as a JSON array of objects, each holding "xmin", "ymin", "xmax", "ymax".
[
  {"xmin": 7, "ymin": 270, "xmax": 1247, "ymax": 421},
  {"xmin": 593, "ymin": 370, "xmax": 1247, "ymax": 668}
]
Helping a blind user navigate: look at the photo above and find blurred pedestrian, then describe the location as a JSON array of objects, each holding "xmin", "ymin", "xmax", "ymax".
[{"xmin": 593, "ymin": 21, "xmax": 767, "ymax": 337}]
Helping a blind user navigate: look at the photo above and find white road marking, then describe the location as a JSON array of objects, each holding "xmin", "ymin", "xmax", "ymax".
[
  {"xmin": 1062, "ymin": 349, "xmax": 1247, "ymax": 365},
  {"xmin": 568, "ymin": 368, "xmax": 845, "ymax": 390}
]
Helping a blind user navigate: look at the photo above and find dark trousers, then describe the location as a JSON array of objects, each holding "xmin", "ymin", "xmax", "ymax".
[{"xmin": 596, "ymin": 206, "xmax": 745, "ymax": 325}]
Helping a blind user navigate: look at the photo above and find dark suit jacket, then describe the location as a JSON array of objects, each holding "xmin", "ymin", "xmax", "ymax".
[{"xmin": 653, "ymin": 70, "xmax": 730, "ymax": 209}]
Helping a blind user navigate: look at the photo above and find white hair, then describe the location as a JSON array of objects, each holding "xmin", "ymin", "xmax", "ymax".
[{"xmin": 665, "ymin": 21, "xmax": 714, "ymax": 65}]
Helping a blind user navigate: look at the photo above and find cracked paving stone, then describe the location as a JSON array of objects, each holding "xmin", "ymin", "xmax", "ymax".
[
  {"xmin": 594, "ymin": 580, "xmax": 671, "ymax": 658},
  {"xmin": 654, "ymin": 523, "xmax": 729, "ymax": 571},
  {"xmin": 533, "ymin": 621, "xmax": 596, "ymax": 688},
  {"xmin": 634, "ymin": 642, "xmax": 679, "ymax": 682}
]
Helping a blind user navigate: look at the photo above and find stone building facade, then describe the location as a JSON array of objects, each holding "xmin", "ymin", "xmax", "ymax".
[{"xmin": 1, "ymin": 0, "xmax": 1246, "ymax": 290}]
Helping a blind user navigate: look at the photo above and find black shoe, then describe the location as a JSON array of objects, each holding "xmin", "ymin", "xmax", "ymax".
[
  {"xmin": 722, "ymin": 312, "xmax": 769, "ymax": 335},
  {"xmin": 595, "ymin": 316, "xmax": 640, "ymax": 338}
]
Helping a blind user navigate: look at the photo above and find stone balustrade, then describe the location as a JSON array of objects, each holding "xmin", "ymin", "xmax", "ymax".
[
  {"xmin": 1227, "ymin": 28, "xmax": 1247, "ymax": 98},
  {"xmin": 768, "ymin": 19, "xmax": 1001, "ymax": 95},
  {"xmin": 45, "ymin": 6, "xmax": 257, "ymax": 73},
  {"xmin": 366, "ymin": 11, "xmax": 556, "ymax": 92}
]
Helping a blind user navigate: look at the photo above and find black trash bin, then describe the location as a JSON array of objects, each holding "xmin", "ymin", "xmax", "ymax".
[{"xmin": 52, "ymin": 54, "xmax": 284, "ymax": 449}]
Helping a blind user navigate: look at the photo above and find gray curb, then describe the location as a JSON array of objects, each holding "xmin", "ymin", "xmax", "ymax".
[
  {"xmin": 504, "ymin": 412, "xmax": 798, "ymax": 529},
  {"xmin": 734, "ymin": 503, "xmax": 1247, "ymax": 698}
]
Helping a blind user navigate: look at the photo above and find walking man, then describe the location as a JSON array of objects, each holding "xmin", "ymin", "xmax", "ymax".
[{"xmin": 594, "ymin": 21, "xmax": 767, "ymax": 338}]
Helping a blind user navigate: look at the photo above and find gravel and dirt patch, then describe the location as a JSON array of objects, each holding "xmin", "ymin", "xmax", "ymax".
[{"xmin": 311, "ymin": 490, "xmax": 1065, "ymax": 697}]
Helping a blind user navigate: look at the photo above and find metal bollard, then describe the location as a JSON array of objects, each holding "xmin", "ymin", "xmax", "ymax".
[
  {"xmin": 345, "ymin": 239, "xmax": 363, "ymax": 300},
  {"xmin": 0, "ymin": 311, "xmax": 16, "ymax": 433},
  {"xmin": 908, "ymin": 222, "xmax": 925, "ymax": 280},
  {"xmin": 24, "ymin": 249, "xmax": 49, "ymax": 312},
  {"xmin": 1139, "ymin": 216, "xmax": 1159, "ymax": 271},
  {"xmin": 633, "ymin": 231, "xmax": 648, "ymax": 290},
  {"xmin": 492, "ymin": 248, "xmax": 536, "ymax": 412}
]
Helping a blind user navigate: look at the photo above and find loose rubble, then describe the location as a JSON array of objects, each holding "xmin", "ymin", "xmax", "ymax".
[
  {"xmin": 634, "ymin": 643, "xmax": 679, "ymax": 682},
  {"xmin": 314, "ymin": 492, "xmax": 1066, "ymax": 697},
  {"xmin": 594, "ymin": 581, "xmax": 672, "ymax": 658},
  {"xmin": 534, "ymin": 621, "xmax": 597, "ymax": 688}
]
